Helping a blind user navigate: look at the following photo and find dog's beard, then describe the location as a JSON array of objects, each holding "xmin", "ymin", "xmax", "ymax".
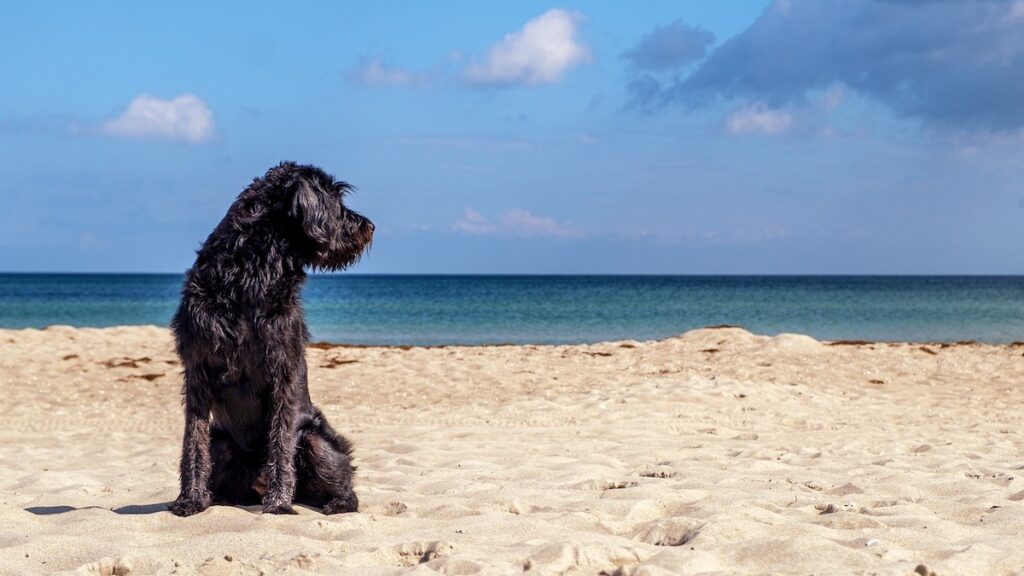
[{"xmin": 310, "ymin": 218, "xmax": 374, "ymax": 272}]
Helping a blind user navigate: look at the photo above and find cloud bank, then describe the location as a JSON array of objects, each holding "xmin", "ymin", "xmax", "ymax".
[
  {"xmin": 621, "ymin": 19, "xmax": 714, "ymax": 72},
  {"xmin": 101, "ymin": 94, "xmax": 214, "ymax": 143},
  {"xmin": 628, "ymin": 0, "xmax": 1024, "ymax": 132}
]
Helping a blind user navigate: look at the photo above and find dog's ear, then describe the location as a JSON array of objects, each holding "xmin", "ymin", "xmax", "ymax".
[{"xmin": 289, "ymin": 176, "xmax": 332, "ymax": 244}]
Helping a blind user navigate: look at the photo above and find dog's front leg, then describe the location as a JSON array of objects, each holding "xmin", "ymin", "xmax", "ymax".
[
  {"xmin": 169, "ymin": 371, "xmax": 213, "ymax": 517},
  {"xmin": 262, "ymin": 369, "xmax": 300, "ymax": 515}
]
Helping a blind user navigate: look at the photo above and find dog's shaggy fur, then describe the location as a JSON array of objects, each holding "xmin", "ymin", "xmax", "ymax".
[{"xmin": 168, "ymin": 162, "xmax": 373, "ymax": 516}]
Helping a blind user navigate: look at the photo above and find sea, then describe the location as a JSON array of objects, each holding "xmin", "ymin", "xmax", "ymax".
[{"xmin": 0, "ymin": 274, "xmax": 1021, "ymax": 345}]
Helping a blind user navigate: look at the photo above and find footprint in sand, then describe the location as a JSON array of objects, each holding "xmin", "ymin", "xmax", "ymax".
[
  {"xmin": 383, "ymin": 501, "xmax": 408, "ymax": 516},
  {"xmin": 71, "ymin": 556, "xmax": 133, "ymax": 576},
  {"xmin": 633, "ymin": 519, "xmax": 703, "ymax": 547},
  {"xmin": 572, "ymin": 479, "xmax": 640, "ymax": 490},
  {"xmin": 393, "ymin": 540, "xmax": 453, "ymax": 567}
]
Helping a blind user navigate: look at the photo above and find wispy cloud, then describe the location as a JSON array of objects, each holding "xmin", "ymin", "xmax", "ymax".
[
  {"xmin": 464, "ymin": 9, "xmax": 591, "ymax": 86},
  {"xmin": 729, "ymin": 225, "xmax": 792, "ymax": 243},
  {"xmin": 725, "ymin": 104, "xmax": 793, "ymax": 135},
  {"xmin": 453, "ymin": 207, "xmax": 497, "ymax": 235},
  {"xmin": 454, "ymin": 207, "xmax": 581, "ymax": 238},
  {"xmin": 349, "ymin": 56, "xmax": 432, "ymax": 87},
  {"xmin": 100, "ymin": 94, "xmax": 214, "ymax": 143},
  {"xmin": 613, "ymin": 225, "xmax": 792, "ymax": 244},
  {"xmin": 1011, "ymin": 0, "xmax": 1024, "ymax": 19}
]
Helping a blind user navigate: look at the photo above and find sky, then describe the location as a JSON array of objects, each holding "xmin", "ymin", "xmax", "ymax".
[{"xmin": 2, "ymin": 0, "xmax": 1023, "ymax": 274}]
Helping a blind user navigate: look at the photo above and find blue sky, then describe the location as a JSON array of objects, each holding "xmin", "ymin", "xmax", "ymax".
[{"xmin": 2, "ymin": 0, "xmax": 1023, "ymax": 273}]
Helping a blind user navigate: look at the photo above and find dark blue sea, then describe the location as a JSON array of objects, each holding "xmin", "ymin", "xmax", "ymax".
[{"xmin": 0, "ymin": 274, "xmax": 1021, "ymax": 345}]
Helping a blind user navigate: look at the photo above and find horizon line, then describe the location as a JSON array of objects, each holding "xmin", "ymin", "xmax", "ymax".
[{"xmin": 1, "ymin": 271, "xmax": 1023, "ymax": 278}]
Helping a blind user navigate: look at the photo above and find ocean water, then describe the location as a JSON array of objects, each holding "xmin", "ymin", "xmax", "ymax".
[{"xmin": 0, "ymin": 274, "xmax": 1021, "ymax": 345}]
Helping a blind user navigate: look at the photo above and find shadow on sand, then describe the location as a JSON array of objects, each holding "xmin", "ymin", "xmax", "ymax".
[
  {"xmin": 24, "ymin": 502, "xmax": 170, "ymax": 516},
  {"xmin": 21, "ymin": 502, "xmax": 306, "ymax": 516}
]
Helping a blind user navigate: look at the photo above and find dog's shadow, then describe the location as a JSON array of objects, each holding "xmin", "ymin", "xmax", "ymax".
[
  {"xmin": 25, "ymin": 502, "xmax": 171, "ymax": 516},
  {"xmin": 24, "ymin": 503, "xmax": 319, "ymax": 516}
]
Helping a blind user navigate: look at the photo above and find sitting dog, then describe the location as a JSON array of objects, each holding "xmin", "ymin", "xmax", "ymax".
[{"xmin": 168, "ymin": 162, "xmax": 373, "ymax": 516}]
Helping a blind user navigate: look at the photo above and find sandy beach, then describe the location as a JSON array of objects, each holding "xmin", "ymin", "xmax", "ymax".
[{"xmin": 0, "ymin": 325, "xmax": 1022, "ymax": 575}]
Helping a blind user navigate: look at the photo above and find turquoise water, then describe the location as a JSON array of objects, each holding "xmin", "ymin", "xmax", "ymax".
[{"xmin": 0, "ymin": 274, "xmax": 1022, "ymax": 345}]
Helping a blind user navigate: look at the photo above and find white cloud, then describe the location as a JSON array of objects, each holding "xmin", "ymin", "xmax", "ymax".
[
  {"xmin": 501, "ymin": 208, "xmax": 581, "ymax": 238},
  {"xmin": 453, "ymin": 207, "xmax": 498, "ymax": 235},
  {"xmin": 350, "ymin": 57, "xmax": 430, "ymax": 87},
  {"xmin": 101, "ymin": 94, "xmax": 213, "ymax": 143},
  {"xmin": 454, "ymin": 207, "xmax": 580, "ymax": 238},
  {"xmin": 465, "ymin": 9, "xmax": 591, "ymax": 86},
  {"xmin": 725, "ymin": 105, "xmax": 792, "ymax": 135}
]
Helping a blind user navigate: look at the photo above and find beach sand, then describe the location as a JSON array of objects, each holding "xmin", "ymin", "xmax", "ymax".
[{"xmin": 0, "ymin": 326, "xmax": 1022, "ymax": 575}]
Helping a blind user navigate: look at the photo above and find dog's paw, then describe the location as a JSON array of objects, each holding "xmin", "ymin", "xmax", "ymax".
[
  {"xmin": 322, "ymin": 493, "xmax": 359, "ymax": 515},
  {"xmin": 261, "ymin": 493, "xmax": 297, "ymax": 515},
  {"xmin": 262, "ymin": 502, "xmax": 298, "ymax": 515},
  {"xmin": 168, "ymin": 494, "xmax": 210, "ymax": 517}
]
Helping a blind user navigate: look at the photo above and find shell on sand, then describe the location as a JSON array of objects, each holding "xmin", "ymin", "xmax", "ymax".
[{"xmin": 0, "ymin": 326, "xmax": 1022, "ymax": 575}]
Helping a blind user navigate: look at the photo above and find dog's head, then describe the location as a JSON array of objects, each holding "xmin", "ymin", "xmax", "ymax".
[{"xmin": 263, "ymin": 162, "xmax": 374, "ymax": 271}]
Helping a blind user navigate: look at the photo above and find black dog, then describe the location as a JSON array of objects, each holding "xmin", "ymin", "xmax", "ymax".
[{"xmin": 168, "ymin": 162, "xmax": 373, "ymax": 516}]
